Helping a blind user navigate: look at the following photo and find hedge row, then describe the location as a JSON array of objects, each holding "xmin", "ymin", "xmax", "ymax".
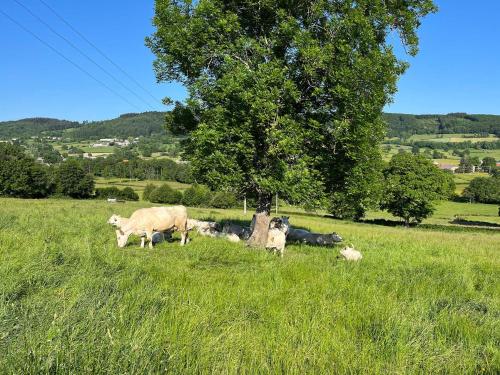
[
  {"xmin": 143, "ymin": 183, "xmax": 237, "ymax": 208},
  {"xmin": 94, "ymin": 187, "xmax": 139, "ymax": 201}
]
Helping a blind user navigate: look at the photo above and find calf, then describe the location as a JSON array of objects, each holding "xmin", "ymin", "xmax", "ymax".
[{"xmin": 266, "ymin": 217, "xmax": 290, "ymax": 257}]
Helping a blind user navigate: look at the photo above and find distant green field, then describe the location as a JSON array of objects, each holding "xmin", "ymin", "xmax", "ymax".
[
  {"xmin": 409, "ymin": 133, "xmax": 498, "ymax": 143},
  {"xmin": 453, "ymin": 173, "xmax": 491, "ymax": 194},
  {"xmin": 366, "ymin": 200, "xmax": 500, "ymax": 227},
  {"xmin": 95, "ymin": 178, "xmax": 191, "ymax": 196},
  {"xmin": 80, "ymin": 146, "xmax": 116, "ymax": 154},
  {"xmin": 0, "ymin": 198, "xmax": 498, "ymax": 373}
]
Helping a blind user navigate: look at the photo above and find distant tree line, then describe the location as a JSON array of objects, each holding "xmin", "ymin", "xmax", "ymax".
[
  {"xmin": 384, "ymin": 139, "xmax": 500, "ymax": 151},
  {"xmin": 0, "ymin": 143, "xmax": 94, "ymax": 199},
  {"xmin": 143, "ymin": 183, "xmax": 238, "ymax": 209},
  {"xmin": 77, "ymin": 156, "xmax": 192, "ymax": 184}
]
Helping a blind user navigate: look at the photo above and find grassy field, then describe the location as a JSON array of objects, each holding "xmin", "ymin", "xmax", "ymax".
[
  {"xmin": 408, "ymin": 133, "xmax": 499, "ymax": 143},
  {"xmin": 453, "ymin": 173, "xmax": 491, "ymax": 195},
  {"xmin": 365, "ymin": 200, "xmax": 500, "ymax": 227},
  {"xmin": 95, "ymin": 178, "xmax": 191, "ymax": 195},
  {"xmin": 0, "ymin": 198, "xmax": 499, "ymax": 373}
]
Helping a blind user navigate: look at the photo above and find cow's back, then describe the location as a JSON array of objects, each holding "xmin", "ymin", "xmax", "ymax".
[{"xmin": 126, "ymin": 206, "xmax": 187, "ymax": 232}]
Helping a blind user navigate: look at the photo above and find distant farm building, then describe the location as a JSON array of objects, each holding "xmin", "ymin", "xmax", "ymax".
[{"xmin": 435, "ymin": 163, "xmax": 459, "ymax": 173}]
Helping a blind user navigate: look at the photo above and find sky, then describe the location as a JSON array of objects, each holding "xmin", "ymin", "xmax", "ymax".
[{"xmin": 0, "ymin": 0, "xmax": 499, "ymax": 122}]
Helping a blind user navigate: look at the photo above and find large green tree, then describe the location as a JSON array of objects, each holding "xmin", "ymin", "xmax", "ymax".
[
  {"xmin": 381, "ymin": 153, "xmax": 455, "ymax": 226},
  {"xmin": 55, "ymin": 160, "xmax": 94, "ymax": 199},
  {"xmin": 147, "ymin": 0, "xmax": 436, "ymax": 245},
  {"xmin": 0, "ymin": 143, "xmax": 53, "ymax": 198},
  {"xmin": 462, "ymin": 176, "xmax": 500, "ymax": 204}
]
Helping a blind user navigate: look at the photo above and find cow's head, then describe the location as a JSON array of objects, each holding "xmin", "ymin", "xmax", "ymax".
[
  {"xmin": 107, "ymin": 214, "xmax": 121, "ymax": 227},
  {"xmin": 330, "ymin": 232, "xmax": 343, "ymax": 243},
  {"xmin": 115, "ymin": 229, "xmax": 128, "ymax": 248},
  {"xmin": 270, "ymin": 216, "xmax": 290, "ymax": 234}
]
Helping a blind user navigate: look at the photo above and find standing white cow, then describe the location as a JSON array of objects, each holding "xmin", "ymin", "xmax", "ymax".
[{"xmin": 108, "ymin": 206, "xmax": 188, "ymax": 249}]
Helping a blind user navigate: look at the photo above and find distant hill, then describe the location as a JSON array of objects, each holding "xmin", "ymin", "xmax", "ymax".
[
  {"xmin": 383, "ymin": 113, "xmax": 500, "ymax": 137},
  {"xmin": 0, "ymin": 112, "xmax": 167, "ymax": 140},
  {"xmin": 1, "ymin": 111, "xmax": 499, "ymax": 140},
  {"xmin": 67, "ymin": 112, "xmax": 167, "ymax": 140},
  {"xmin": 0, "ymin": 118, "xmax": 82, "ymax": 139}
]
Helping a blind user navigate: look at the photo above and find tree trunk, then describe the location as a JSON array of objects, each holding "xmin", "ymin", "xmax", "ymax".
[{"xmin": 247, "ymin": 193, "xmax": 272, "ymax": 248}]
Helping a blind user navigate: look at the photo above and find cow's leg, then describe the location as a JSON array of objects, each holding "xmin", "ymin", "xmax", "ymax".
[
  {"xmin": 180, "ymin": 231, "xmax": 187, "ymax": 246},
  {"xmin": 144, "ymin": 230, "xmax": 154, "ymax": 249},
  {"xmin": 140, "ymin": 236, "xmax": 145, "ymax": 248}
]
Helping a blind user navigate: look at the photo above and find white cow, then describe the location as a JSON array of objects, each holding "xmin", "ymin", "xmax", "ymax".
[
  {"xmin": 108, "ymin": 206, "xmax": 188, "ymax": 249},
  {"xmin": 187, "ymin": 219, "xmax": 222, "ymax": 237}
]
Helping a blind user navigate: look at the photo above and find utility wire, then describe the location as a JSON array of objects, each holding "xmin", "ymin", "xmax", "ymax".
[
  {"xmin": 38, "ymin": 0, "xmax": 164, "ymax": 107},
  {"xmin": 0, "ymin": 9, "xmax": 143, "ymax": 111},
  {"xmin": 13, "ymin": 0, "xmax": 156, "ymax": 111}
]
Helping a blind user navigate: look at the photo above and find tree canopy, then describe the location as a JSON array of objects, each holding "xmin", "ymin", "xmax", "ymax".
[{"xmin": 147, "ymin": 0, "xmax": 436, "ymax": 244}]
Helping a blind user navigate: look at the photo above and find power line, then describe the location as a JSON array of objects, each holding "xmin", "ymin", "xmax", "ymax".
[
  {"xmin": 13, "ymin": 0, "xmax": 156, "ymax": 111},
  {"xmin": 0, "ymin": 9, "xmax": 143, "ymax": 111},
  {"xmin": 38, "ymin": 0, "xmax": 164, "ymax": 107}
]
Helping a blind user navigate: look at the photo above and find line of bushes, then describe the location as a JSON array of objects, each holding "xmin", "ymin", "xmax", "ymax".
[
  {"xmin": 143, "ymin": 183, "xmax": 238, "ymax": 208},
  {"xmin": 94, "ymin": 187, "xmax": 139, "ymax": 201}
]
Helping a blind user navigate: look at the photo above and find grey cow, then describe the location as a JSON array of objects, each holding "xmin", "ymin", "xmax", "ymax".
[{"xmin": 287, "ymin": 228, "xmax": 342, "ymax": 246}]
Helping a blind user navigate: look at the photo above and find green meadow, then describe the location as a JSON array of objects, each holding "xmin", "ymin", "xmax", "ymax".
[{"xmin": 0, "ymin": 198, "xmax": 499, "ymax": 373}]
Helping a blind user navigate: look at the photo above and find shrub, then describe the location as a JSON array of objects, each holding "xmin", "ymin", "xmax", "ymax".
[
  {"xmin": 149, "ymin": 184, "xmax": 183, "ymax": 204},
  {"xmin": 95, "ymin": 187, "xmax": 139, "ymax": 201},
  {"xmin": 142, "ymin": 184, "xmax": 157, "ymax": 201},
  {"xmin": 182, "ymin": 184, "xmax": 212, "ymax": 206},
  {"xmin": 121, "ymin": 187, "xmax": 139, "ymax": 201},
  {"xmin": 95, "ymin": 187, "xmax": 121, "ymax": 199},
  {"xmin": 210, "ymin": 191, "xmax": 237, "ymax": 208},
  {"xmin": 55, "ymin": 160, "xmax": 94, "ymax": 199}
]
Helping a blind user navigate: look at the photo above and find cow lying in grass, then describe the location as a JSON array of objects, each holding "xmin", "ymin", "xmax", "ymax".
[
  {"xmin": 185, "ymin": 217, "xmax": 343, "ymax": 255},
  {"xmin": 222, "ymin": 223, "xmax": 251, "ymax": 241},
  {"xmin": 286, "ymin": 228, "xmax": 342, "ymax": 246},
  {"xmin": 187, "ymin": 219, "xmax": 221, "ymax": 237},
  {"xmin": 108, "ymin": 205, "xmax": 188, "ymax": 248}
]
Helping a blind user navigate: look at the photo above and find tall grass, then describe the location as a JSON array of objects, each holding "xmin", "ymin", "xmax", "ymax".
[{"xmin": 0, "ymin": 198, "xmax": 499, "ymax": 373}]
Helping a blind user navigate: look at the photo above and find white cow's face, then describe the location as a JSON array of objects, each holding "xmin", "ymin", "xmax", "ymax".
[
  {"xmin": 116, "ymin": 230, "xmax": 128, "ymax": 248},
  {"xmin": 108, "ymin": 214, "xmax": 120, "ymax": 226}
]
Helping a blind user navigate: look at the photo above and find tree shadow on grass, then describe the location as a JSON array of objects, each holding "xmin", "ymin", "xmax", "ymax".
[
  {"xmin": 356, "ymin": 218, "xmax": 500, "ymax": 233},
  {"xmin": 449, "ymin": 218, "xmax": 500, "ymax": 229}
]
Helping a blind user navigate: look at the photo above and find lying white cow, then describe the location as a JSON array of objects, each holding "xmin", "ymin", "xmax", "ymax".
[
  {"xmin": 108, "ymin": 206, "xmax": 188, "ymax": 248},
  {"xmin": 187, "ymin": 219, "xmax": 222, "ymax": 237},
  {"xmin": 266, "ymin": 217, "xmax": 290, "ymax": 257},
  {"xmin": 222, "ymin": 223, "xmax": 251, "ymax": 241},
  {"xmin": 287, "ymin": 228, "xmax": 342, "ymax": 246}
]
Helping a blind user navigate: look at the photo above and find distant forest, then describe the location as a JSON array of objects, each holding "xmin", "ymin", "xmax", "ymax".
[
  {"xmin": 1, "ymin": 111, "xmax": 500, "ymax": 140},
  {"xmin": 383, "ymin": 113, "xmax": 500, "ymax": 137}
]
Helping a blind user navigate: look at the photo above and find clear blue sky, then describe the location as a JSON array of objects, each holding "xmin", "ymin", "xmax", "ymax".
[{"xmin": 0, "ymin": 0, "xmax": 499, "ymax": 122}]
